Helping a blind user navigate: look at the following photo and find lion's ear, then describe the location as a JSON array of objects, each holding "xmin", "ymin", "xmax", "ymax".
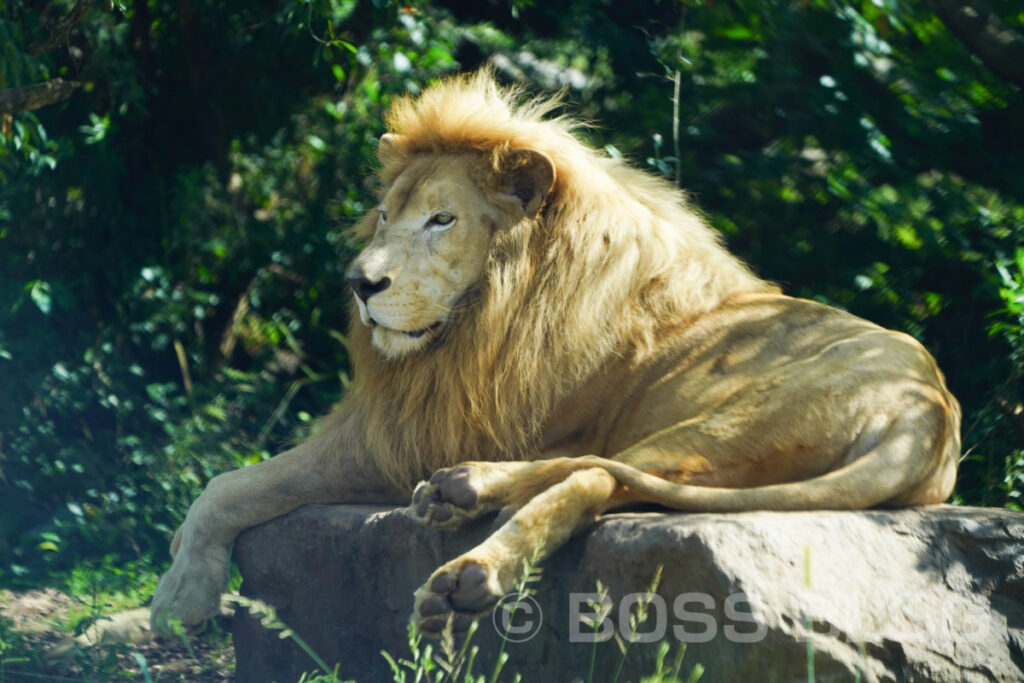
[
  {"xmin": 378, "ymin": 133, "xmax": 402, "ymax": 160},
  {"xmin": 495, "ymin": 148, "xmax": 555, "ymax": 218}
]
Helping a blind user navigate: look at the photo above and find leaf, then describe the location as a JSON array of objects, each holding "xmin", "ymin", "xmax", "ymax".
[
  {"xmin": 28, "ymin": 280, "xmax": 51, "ymax": 314},
  {"xmin": 717, "ymin": 24, "xmax": 757, "ymax": 41},
  {"xmin": 134, "ymin": 652, "xmax": 155, "ymax": 683}
]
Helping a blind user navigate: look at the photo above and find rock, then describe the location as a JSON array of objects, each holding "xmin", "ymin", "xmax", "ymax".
[{"xmin": 233, "ymin": 505, "xmax": 1024, "ymax": 682}]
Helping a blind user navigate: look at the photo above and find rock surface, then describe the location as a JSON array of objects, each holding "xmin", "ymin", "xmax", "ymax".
[{"xmin": 233, "ymin": 505, "xmax": 1024, "ymax": 682}]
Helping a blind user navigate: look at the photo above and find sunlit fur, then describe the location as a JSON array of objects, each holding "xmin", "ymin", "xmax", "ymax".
[
  {"xmin": 333, "ymin": 70, "xmax": 776, "ymax": 489},
  {"xmin": 149, "ymin": 70, "xmax": 960, "ymax": 633}
]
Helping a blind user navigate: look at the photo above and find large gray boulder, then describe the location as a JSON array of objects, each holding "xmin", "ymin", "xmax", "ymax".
[{"xmin": 233, "ymin": 505, "xmax": 1024, "ymax": 682}]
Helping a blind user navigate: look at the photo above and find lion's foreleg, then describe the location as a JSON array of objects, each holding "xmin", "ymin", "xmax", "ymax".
[
  {"xmin": 151, "ymin": 436, "xmax": 396, "ymax": 633},
  {"xmin": 412, "ymin": 467, "xmax": 623, "ymax": 634}
]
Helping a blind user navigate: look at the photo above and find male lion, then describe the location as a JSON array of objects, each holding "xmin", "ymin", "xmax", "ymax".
[{"xmin": 150, "ymin": 70, "xmax": 960, "ymax": 635}]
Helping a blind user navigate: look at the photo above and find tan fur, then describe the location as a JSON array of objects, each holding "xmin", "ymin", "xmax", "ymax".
[
  {"xmin": 345, "ymin": 70, "xmax": 773, "ymax": 488},
  {"xmin": 150, "ymin": 70, "xmax": 960, "ymax": 635}
]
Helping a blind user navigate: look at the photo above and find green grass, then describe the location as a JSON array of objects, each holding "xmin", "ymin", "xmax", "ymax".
[
  {"xmin": 247, "ymin": 559, "xmax": 704, "ymax": 683},
  {"xmin": 1, "ymin": 556, "xmax": 707, "ymax": 683},
  {"xmin": 0, "ymin": 560, "xmax": 233, "ymax": 682}
]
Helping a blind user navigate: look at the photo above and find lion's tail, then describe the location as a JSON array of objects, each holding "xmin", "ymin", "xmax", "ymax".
[{"xmin": 575, "ymin": 417, "xmax": 956, "ymax": 511}]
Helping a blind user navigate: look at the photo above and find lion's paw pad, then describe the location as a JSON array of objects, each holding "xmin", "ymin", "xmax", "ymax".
[
  {"xmin": 416, "ymin": 562, "xmax": 500, "ymax": 635},
  {"xmin": 409, "ymin": 466, "xmax": 480, "ymax": 528}
]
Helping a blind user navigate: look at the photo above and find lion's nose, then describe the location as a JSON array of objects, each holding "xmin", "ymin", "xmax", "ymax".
[{"xmin": 348, "ymin": 273, "xmax": 392, "ymax": 303}]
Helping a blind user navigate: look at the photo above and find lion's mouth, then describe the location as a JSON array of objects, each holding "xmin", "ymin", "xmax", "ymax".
[
  {"xmin": 402, "ymin": 321, "xmax": 443, "ymax": 338},
  {"xmin": 370, "ymin": 318, "xmax": 443, "ymax": 339}
]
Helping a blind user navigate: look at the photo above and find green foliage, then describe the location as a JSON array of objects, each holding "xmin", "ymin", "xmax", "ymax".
[
  {"xmin": 612, "ymin": 566, "xmax": 666, "ymax": 683},
  {"xmin": 0, "ymin": 0, "xmax": 1021, "ymax": 594},
  {"xmin": 0, "ymin": 0, "xmax": 472, "ymax": 582},
  {"xmin": 0, "ymin": 3, "xmax": 58, "ymax": 179},
  {"xmin": 0, "ymin": 559, "xmax": 231, "ymax": 679},
  {"xmin": 994, "ymin": 248, "xmax": 1024, "ymax": 365},
  {"xmin": 0, "ymin": 612, "xmax": 34, "ymax": 678},
  {"xmin": 993, "ymin": 247, "xmax": 1024, "ymax": 510}
]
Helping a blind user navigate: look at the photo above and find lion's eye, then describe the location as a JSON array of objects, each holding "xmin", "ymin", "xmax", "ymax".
[
  {"xmin": 429, "ymin": 212, "xmax": 455, "ymax": 228},
  {"xmin": 378, "ymin": 209, "xmax": 387, "ymax": 224}
]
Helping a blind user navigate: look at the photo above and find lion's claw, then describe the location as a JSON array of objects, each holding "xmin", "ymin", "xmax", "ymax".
[
  {"xmin": 409, "ymin": 466, "xmax": 483, "ymax": 529},
  {"xmin": 414, "ymin": 561, "xmax": 502, "ymax": 635}
]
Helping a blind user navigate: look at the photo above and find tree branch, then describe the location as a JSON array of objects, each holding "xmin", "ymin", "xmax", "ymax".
[
  {"xmin": 928, "ymin": 0, "xmax": 1024, "ymax": 90},
  {"xmin": 0, "ymin": 78, "xmax": 81, "ymax": 116},
  {"xmin": 27, "ymin": 0, "xmax": 97, "ymax": 56}
]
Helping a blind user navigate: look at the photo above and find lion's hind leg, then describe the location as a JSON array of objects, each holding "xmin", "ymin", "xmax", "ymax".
[
  {"xmin": 573, "ymin": 407, "xmax": 954, "ymax": 511},
  {"xmin": 412, "ymin": 466, "xmax": 623, "ymax": 634},
  {"xmin": 409, "ymin": 457, "xmax": 605, "ymax": 529}
]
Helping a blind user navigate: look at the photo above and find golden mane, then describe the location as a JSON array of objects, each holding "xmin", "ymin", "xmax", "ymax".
[{"xmin": 335, "ymin": 70, "xmax": 775, "ymax": 489}]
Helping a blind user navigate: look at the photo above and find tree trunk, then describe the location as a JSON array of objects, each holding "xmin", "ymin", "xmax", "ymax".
[{"xmin": 928, "ymin": 0, "xmax": 1024, "ymax": 90}]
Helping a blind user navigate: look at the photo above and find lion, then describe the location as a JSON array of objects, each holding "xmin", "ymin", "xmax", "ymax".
[{"xmin": 150, "ymin": 69, "xmax": 960, "ymax": 636}]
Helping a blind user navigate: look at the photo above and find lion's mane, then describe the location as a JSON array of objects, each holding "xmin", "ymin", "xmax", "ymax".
[{"xmin": 333, "ymin": 71, "xmax": 775, "ymax": 489}]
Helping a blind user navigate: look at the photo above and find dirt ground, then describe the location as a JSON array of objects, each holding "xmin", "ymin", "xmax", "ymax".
[{"xmin": 1, "ymin": 588, "xmax": 235, "ymax": 681}]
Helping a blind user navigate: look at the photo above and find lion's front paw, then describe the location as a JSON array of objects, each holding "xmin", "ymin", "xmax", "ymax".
[
  {"xmin": 409, "ymin": 465, "xmax": 494, "ymax": 529},
  {"xmin": 150, "ymin": 544, "xmax": 229, "ymax": 636},
  {"xmin": 413, "ymin": 560, "xmax": 504, "ymax": 635}
]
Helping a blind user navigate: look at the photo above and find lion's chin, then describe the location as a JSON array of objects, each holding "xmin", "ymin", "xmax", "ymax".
[{"xmin": 370, "ymin": 322, "xmax": 443, "ymax": 358}]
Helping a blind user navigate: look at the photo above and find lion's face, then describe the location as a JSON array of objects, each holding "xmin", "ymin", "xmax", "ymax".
[{"xmin": 346, "ymin": 148, "xmax": 553, "ymax": 358}]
